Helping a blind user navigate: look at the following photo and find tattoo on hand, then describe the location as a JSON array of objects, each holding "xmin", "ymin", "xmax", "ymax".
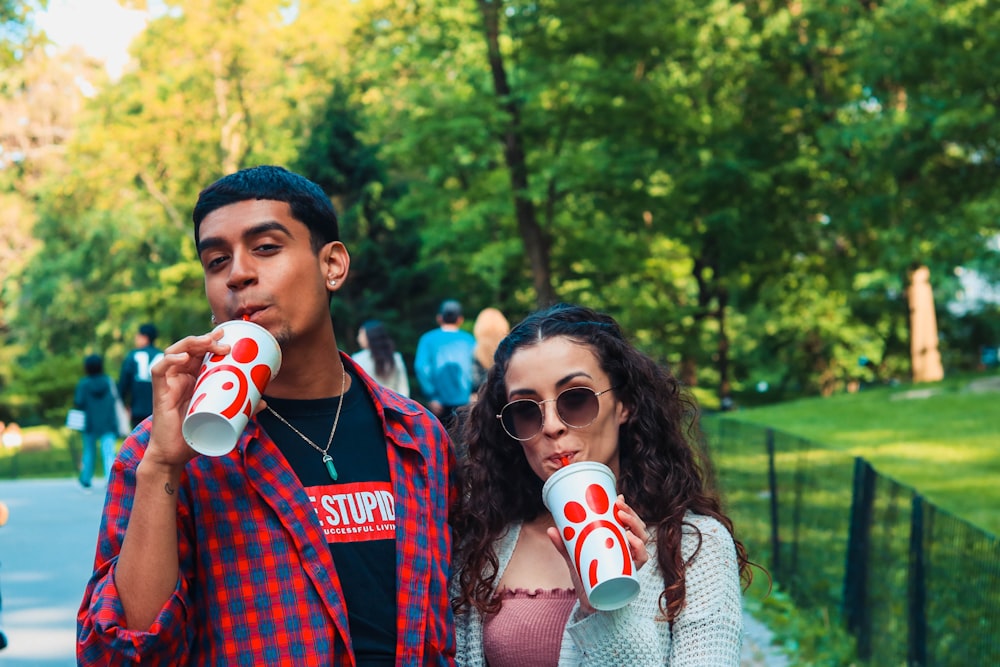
[{"xmin": 164, "ymin": 482, "xmax": 175, "ymax": 496}]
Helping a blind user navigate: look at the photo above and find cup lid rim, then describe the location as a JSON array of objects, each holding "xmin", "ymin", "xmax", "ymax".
[{"xmin": 541, "ymin": 460, "xmax": 616, "ymax": 498}]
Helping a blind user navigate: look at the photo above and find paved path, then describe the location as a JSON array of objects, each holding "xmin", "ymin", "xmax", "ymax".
[
  {"xmin": 0, "ymin": 476, "xmax": 789, "ymax": 666},
  {"xmin": 741, "ymin": 610, "xmax": 789, "ymax": 666},
  {"xmin": 0, "ymin": 478, "xmax": 104, "ymax": 666}
]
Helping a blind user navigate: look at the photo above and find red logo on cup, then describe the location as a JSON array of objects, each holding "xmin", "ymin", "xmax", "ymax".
[
  {"xmin": 187, "ymin": 336, "xmax": 273, "ymax": 420},
  {"xmin": 559, "ymin": 483, "xmax": 633, "ymax": 588}
]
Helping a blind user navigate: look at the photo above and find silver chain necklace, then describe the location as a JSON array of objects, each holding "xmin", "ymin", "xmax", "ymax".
[{"xmin": 266, "ymin": 368, "xmax": 346, "ymax": 481}]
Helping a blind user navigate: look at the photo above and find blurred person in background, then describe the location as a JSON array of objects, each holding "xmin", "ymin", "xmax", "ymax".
[
  {"xmin": 470, "ymin": 307, "xmax": 510, "ymax": 401},
  {"xmin": 415, "ymin": 299, "xmax": 476, "ymax": 430},
  {"xmin": 74, "ymin": 354, "xmax": 119, "ymax": 490},
  {"xmin": 353, "ymin": 319, "xmax": 410, "ymax": 397},
  {"xmin": 118, "ymin": 323, "xmax": 164, "ymax": 427}
]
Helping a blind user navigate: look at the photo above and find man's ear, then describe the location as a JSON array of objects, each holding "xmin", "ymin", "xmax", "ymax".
[{"xmin": 323, "ymin": 241, "xmax": 350, "ymax": 289}]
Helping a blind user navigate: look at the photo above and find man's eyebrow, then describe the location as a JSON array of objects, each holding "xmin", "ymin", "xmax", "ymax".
[{"xmin": 197, "ymin": 221, "xmax": 295, "ymax": 255}]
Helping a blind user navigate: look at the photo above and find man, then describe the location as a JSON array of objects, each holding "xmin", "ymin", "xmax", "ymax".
[
  {"xmin": 414, "ymin": 300, "xmax": 476, "ymax": 429},
  {"xmin": 77, "ymin": 166, "xmax": 457, "ymax": 665},
  {"xmin": 118, "ymin": 323, "xmax": 164, "ymax": 427}
]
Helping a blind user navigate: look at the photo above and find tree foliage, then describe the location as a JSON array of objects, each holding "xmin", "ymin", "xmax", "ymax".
[
  {"xmin": 0, "ymin": 0, "xmax": 45, "ymax": 66},
  {"xmin": 0, "ymin": 0, "xmax": 997, "ymax": 424}
]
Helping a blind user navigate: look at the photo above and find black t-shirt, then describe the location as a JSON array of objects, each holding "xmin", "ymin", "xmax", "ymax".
[{"xmin": 260, "ymin": 369, "xmax": 397, "ymax": 666}]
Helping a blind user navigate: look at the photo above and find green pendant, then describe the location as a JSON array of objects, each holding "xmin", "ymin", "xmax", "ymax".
[{"xmin": 322, "ymin": 454, "xmax": 338, "ymax": 481}]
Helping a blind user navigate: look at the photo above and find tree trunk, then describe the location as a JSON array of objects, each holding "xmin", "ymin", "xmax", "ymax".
[
  {"xmin": 716, "ymin": 287, "xmax": 732, "ymax": 408},
  {"xmin": 679, "ymin": 357, "xmax": 698, "ymax": 388},
  {"xmin": 477, "ymin": 0, "xmax": 555, "ymax": 306},
  {"xmin": 907, "ymin": 264, "xmax": 944, "ymax": 383}
]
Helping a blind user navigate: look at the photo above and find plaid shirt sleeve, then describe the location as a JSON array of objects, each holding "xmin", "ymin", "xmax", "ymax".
[{"xmin": 76, "ymin": 420, "xmax": 194, "ymax": 664}]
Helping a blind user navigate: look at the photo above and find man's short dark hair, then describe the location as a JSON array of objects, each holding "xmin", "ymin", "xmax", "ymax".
[
  {"xmin": 84, "ymin": 354, "xmax": 104, "ymax": 376},
  {"xmin": 192, "ymin": 165, "xmax": 339, "ymax": 252},
  {"xmin": 138, "ymin": 323, "xmax": 158, "ymax": 343},
  {"xmin": 438, "ymin": 299, "xmax": 463, "ymax": 324}
]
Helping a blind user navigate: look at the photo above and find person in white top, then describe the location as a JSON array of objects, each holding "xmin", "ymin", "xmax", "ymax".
[
  {"xmin": 352, "ymin": 320, "xmax": 410, "ymax": 397},
  {"xmin": 451, "ymin": 303, "xmax": 756, "ymax": 666}
]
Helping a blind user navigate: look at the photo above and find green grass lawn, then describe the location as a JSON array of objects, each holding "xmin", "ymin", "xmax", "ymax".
[{"xmin": 723, "ymin": 371, "xmax": 1000, "ymax": 536}]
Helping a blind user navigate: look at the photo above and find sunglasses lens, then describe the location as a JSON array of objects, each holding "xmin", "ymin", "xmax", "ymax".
[
  {"xmin": 556, "ymin": 387, "xmax": 600, "ymax": 427},
  {"xmin": 501, "ymin": 400, "xmax": 543, "ymax": 440},
  {"xmin": 499, "ymin": 387, "xmax": 608, "ymax": 440}
]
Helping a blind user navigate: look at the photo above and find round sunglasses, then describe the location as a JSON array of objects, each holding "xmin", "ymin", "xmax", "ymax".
[{"xmin": 496, "ymin": 386, "xmax": 617, "ymax": 441}]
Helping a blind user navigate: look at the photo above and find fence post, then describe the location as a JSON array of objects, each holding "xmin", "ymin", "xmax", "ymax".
[
  {"xmin": 843, "ymin": 457, "xmax": 876, "ymax": 660},
  {"xmin": 766, "ymin": 428, "xmax": 780, "ymax": 577},
  {"xmin": 908, "ymin": 494, "xmax": 927, "ymax": 667}
]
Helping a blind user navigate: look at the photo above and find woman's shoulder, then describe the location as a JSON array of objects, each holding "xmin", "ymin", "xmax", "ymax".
[
  {"xmin": 679, "ymin": 512, "xmax": 737, "ymax": 555},
  {"xmin": 682, "ymin": 511, "xmax": 729, "ymax": 532}
]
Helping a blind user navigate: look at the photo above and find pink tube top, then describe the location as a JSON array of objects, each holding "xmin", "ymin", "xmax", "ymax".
[{"xmin": 482, "ymin": 588, "xmax": 577, "ymax": 667}]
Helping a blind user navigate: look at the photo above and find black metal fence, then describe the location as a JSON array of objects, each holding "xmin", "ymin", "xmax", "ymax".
[{"xmin": 705, "ymin": 418, "xmax": 1000, "ymax": 666}]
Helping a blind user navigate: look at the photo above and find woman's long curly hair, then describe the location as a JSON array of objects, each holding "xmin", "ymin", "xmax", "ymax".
[{"xmin": 451, "ymin": 303, "xmax": 753, "ymax": 621}]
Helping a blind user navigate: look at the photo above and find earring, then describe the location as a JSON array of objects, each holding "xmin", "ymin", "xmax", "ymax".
[
  {"xmin": 329, "ymin": 279, "xmax": 337, "ymax": 287},
  {"xmin": 211, "ymin": 314, "xmax": 217, "ymax": 324}
]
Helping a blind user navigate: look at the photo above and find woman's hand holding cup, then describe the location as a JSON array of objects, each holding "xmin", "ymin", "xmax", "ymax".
[{"xmin": 613, "ymin": 495, "xmax": 650, "ymax": 569}]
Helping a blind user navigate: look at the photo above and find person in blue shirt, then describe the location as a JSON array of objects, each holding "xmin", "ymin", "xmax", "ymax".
[{"xmin": 415, "ymin": 299, "xmax": 476, "ymax": 429}]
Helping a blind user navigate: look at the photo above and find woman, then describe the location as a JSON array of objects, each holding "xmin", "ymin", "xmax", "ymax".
[
  {"xmin": 451, "ymin": 303, "xmax": 752, "ymax": 666},
  {"xmin": 470, "ymin": 307, "xmax": 510, "ymax": 398},
  {"xmin": 352, "ymin": 320, "xmax": 410, "ymax": 396},
  {"xmin": 73, "ymin": 354, "xmax": 120, "ymax": 489}
]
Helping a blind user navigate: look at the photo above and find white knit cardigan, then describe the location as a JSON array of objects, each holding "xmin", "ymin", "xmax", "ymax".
[{"xmin": 452, "ymin": 513, "xmax": 743, "ymax": 666}]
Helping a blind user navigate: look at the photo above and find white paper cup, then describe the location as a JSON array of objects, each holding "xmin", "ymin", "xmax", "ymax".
[
  {"xmin": 182, "ymin": 320, "xmax": 281, "ymax": 456},
  {"xmin": 542, "ymin": 461, "xmax": 640, "ymax": 610}
]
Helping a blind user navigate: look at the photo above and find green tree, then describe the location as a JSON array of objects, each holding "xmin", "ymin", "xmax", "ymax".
[
  {"xmin": 4, "ymin": 0, "xmax": 1000, "ymax": 425},
  {"xmin": 349, "ymin": 0, "xmax": 882, "ymax": 401},
  {"xmin": 814, "ymin": 0, "xmax": 1000, "ymax": 377},
  {"xmin": 348, "ymin": 0, "xmax": 721, "ymax": 349},
  {"xmin": 3, "ymin": 0, "xmax": 361, "ymax": 421},
  {"xmin": 295, "ymin": 85, "xmax": 443, "ymax": 368},
  {"xmin": 0, "ymin": 0, "xmax": 45, "ymax": 66}
]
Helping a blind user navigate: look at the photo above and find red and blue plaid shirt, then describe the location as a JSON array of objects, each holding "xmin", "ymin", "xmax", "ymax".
[{"xmin": 78, "ymin": 356, "xmax": 457, "ymax": 665}]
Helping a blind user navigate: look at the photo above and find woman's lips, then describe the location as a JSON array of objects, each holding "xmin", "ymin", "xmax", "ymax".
[{"xmin": 552, "ymin": 453, "xmax": 574, "ymax": 467}]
